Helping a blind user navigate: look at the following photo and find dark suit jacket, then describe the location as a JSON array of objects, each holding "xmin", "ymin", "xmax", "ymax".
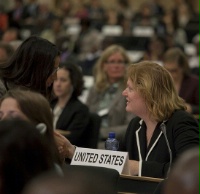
[
  {"xmin": 51, "ymin": 97, "xmax": 90, "ymax": 146},
  {"xmin": 120, "ymin": 110, "xmax": 199, "ymax": 178},
  {"xmin": 179, "ymin": 74, "xmax": 199, "ymax": 114}
]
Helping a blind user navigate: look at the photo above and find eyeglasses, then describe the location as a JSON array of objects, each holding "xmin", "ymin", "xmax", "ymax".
[{"xmin": 105, "ymin": 60, "xmax": 127, "ymax": 66}]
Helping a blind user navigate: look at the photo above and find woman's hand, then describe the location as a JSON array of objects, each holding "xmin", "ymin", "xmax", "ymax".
[
  {"xmin": 185, "ymin": 103, "xmax": 192, "ymax": 113},
  {"xmin": 54, "ymin": 130, "xmax": 76, "ymax": 160},
  {"xmin": 128, "ymin": 160, "xmax": 139, "ymax": 176}
]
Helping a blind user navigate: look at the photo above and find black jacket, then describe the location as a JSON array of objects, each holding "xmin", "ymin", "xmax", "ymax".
[
  {"xmin": 51, "ymin": 97, "xmax": 90, "ymax": 146},
  {"xmin": 120, "ymin": 110, "xmax": 199, "ymax": 178}
]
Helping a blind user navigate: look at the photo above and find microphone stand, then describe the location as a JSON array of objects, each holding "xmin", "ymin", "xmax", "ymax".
[{"xmin": 160, "ymin": 122, "xmax": 172, "ymax": 176}]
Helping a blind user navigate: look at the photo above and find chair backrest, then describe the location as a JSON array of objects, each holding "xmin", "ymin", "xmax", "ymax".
[
  {"xmin": 81, "ymin": 112, "xmax": 101, "ymax": 149},
  {"xmin": 22, "ymin": 165, "xmax": 119, "ymax": 194},
  {"xmin": 64, "ymin": 165, "xmax": 120, "ymax": 194}
]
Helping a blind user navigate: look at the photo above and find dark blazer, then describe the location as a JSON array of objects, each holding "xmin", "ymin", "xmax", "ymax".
[
  {"xmin": 120, "ymin": 110, "xmax": 199, "ymax": 178},
  {"xmin": 51, "ymin": 97, "xmax": 90, "ymax": 147},
  {"xmin": 179, "ymin": 74, "xmax": 199, "ymax": 114}
]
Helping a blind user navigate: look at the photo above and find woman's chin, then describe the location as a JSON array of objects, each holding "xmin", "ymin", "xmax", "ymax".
[{"xmin": 125, "ymin": 106, "xmax": 131, "ymax": 113}]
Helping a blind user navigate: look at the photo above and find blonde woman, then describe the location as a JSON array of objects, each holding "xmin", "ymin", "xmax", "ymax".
[
  {"xmin": 120, "ymin": 61, "xmax": 199, "ymax": 178},
  {"xmin": 86, "ymin": 44, "xmax": 134, "ymax": 148}
]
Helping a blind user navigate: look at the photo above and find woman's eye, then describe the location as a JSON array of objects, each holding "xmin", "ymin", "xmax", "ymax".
[{"xmin": 128, "ymin": 87, "xmax": 132, "ymax": 91}]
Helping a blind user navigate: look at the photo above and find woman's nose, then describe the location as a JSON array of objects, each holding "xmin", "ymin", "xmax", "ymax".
[{"xmin": 122, "ymin": 89, "xmax": 127, "ymax": 96}]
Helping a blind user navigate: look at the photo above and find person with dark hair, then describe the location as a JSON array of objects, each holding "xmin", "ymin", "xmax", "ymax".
[
  {"xmin": 163, "ymin": 47, "xmax": 199, "ymax": 114},
  {"xmin": 51, "ymin": 62, "xmax": 90, "ymax": 146},
  {"xmin": 0, "ymin": 119, "xmax": 56, "ymax": 194},
  {"xmin": 0, "ymin": 89, "xmax": 61, "ymax": 164},
  {"xmin": 0, "ymin": 35, "xmax": 61, "ymax": 100}
]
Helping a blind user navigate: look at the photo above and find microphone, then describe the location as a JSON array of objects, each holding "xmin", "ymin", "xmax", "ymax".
[{"xmin": 160, "ymin": 122, "xmax": 172, "ymax": 175}]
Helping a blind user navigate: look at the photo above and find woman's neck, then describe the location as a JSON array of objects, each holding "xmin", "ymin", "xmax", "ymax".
[
  {"xmin": 143, "ymin": 117, "xmax": 158, "ymax": 147},
  {"xmin": 57, "ymin": 95, "xmax": 71, "ymax": 108},
  {"xmin": 109, "ymin": 78, "xmax": 120, "ymax": 84},
  {"xmin": 144, "ymin": 118, "xmax": 158, "ymax": 132},
  {"xmin": 174, "ymin": 75, "xmax": 183, "ymax": 93}
]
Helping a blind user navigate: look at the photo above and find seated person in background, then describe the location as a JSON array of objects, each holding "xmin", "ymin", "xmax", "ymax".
[
  {"xmin": 164, "ymin": 147, "xmax": 199, "ymax": 194},
  {"xmin": 142, "ymin": 35, "xmax": 167, "ymax": 62},
  {"xmin": 189, "ymin": 34, "xmax": 199, "ymax": 76},
  {"xmin": 1, "ymin": 27, "xmax": 20, "ymax": 43},
  {"xmin": 0, "ymin": 119, "xmax": 57, "ymax": 194},
  {"xmin": 163, "ymin": 47, "xmax": 199, "ymax": 114},
  {"xmin": 0, "ymin": 42, "xmax": 14, "ymax": 66},
  {"xmin": 0, "ymin": 89, "xmax": 62, "ymax": 164},
  {"xmin": 51, "ymin": 63, "xmax": 90, "ymax": 147},
  {"xmin": 120, "ymin": 61, "xmax": 199, "ymax": 178},
  {"xmin": 86, "ymin": 44, "xmax": 134, "ymax": 148}
]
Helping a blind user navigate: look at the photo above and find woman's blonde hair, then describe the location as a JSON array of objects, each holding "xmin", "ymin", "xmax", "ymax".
[
  {"xmin": 127, "ymin": 61, "xmax": 186, "ymax": 122},
  {"xmin": 94, "ymin": 44, "xmax": 130, "ymax": 92}
]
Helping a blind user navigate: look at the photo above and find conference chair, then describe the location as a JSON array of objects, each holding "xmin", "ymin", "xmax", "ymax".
[
  {"xmin": 64, "ymin": 165, "xmax": 120, "ymax": 194},
  {"xmin": 22, "ymin": 165, "xmax": 119, "ymax": 194},
  {"xmin": 55, "ymin": 112, "xmax": 101, "ymax": 148},
  {"xmin": 81, "ymin": 112, "xmax": 101, "ymax": 149}
]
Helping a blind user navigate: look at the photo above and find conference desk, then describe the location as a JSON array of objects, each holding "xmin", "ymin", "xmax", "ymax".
[{"xmin": 118, "ymin": 174, "xmax": 163, "ymax": 194}]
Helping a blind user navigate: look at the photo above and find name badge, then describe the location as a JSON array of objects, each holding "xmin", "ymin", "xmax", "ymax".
[
  {"xmin": 98, "ymin": 108, "xmax": 109, "ymax": 117},
  {"xmin": 71, "ymin": 147, "xmax": 130, "ymax": 174}
]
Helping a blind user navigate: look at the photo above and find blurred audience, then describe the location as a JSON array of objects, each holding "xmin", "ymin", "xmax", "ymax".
[
  {"xmin": 55, "ymin": 0, "xmax": 73, "ymax": 18},
  {"xmin": 1, "ymin": 27, "xmax": 20, "ymax": 43},
  {"xmin": 0, "ymin": 41, "xmax": 14, "ymax": 65},
  {"xmin": 132, "ymin": 2, "xmax": 156, "ymax": 27},
  {"xmin": 21, "ymin": 0, "xmax": 39, "ymax": 26},
  {"xmin": 40, "ymin": 17, "xmax": 66, "ymax": 44},
  {"xmin": 86, "ymin": 0, "xmax": 105, "ymax": 30},
  {"xmin": 35, "ymin": 3, "xmax": 56, "ymax": 33},
  {"xmin": 7, "ymin": 0, "xmax": 24, "ymax": 29},
  {"xmin": 74, "ymin": 17, "xmax": 103, "ymax": 75},
  {"xmin": 142, "ymin": 35, "xmax": 167, "ymax": 62},
  {"xmin": 55, "ymin": 35, "xmax": 78, "ymax": 64},
  {"xmin": 163, "ymin": 47, "xmax": 199, "ymax": 114},
  {"xmin": 189, "ymin": 33, "xmax": 199, "ymax": 75},
  {"xmin": 173, "ymin": 2, "xmax": 192, "ymax": 29},
  {"xmin": 0, "ymin": 5, "xmax": 8, "ymax": 35},
  {"xmin": 160, "ymin": 9, "xmax": 187, "ymax": 46}
]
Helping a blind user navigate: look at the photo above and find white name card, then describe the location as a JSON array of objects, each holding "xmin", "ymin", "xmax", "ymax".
[{"xmin": 71, "ymin": 147, "xmax": 130, "ymax": 174}]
